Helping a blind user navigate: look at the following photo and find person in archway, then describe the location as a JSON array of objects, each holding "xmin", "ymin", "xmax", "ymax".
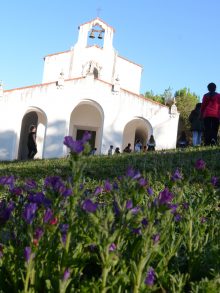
[
  {"xmin": 201, "ymin": 82, "xmax": 220, "ymax": 146},
  {"xmin": 147, "ymin": 135, "xmax": 156, "ymax": 151},
  {"xmin": 134, "ymin": 139, "xmax": 142, "ymax": 152},
  {"xmin": 27, "ymin": 125, "xmax": 37, "ymax": 159}
]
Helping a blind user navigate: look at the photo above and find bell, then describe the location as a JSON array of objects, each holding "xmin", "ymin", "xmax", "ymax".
[
  {"xmin": 89, "ymin": 30, "xmax": 95, "ymax": 39},
  {"xmin": 98, "ymin": 31, "xmax": 103, "ymax": 39}
]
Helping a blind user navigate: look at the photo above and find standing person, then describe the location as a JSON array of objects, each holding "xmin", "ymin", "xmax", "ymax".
[
  {"xmin": 27, "ymin": 125, "xmax": 37, "ymax": 159},
  {"xmin": 189, "ymin": 103, "xmax": 203, "ymax": 146},
  {"xmin": 147, "ymin": 135, "xmax": 156, "ymax": 151},
  {"xmin": 134, "ymin": 139, "xmax": 142, "ymax": 152},
  {"xmin": 201, "ymin": 82, "xmax": 220, "ymax": 145},
  {"xmin": 108, "ymin": 145, "xmax": 114, "ymax": 156},
  {"xmin": 177, "ymin": 131, "xmax": 188, "ymax": 148}
]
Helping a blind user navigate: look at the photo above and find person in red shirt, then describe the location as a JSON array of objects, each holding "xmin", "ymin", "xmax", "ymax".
[{"xmin": 201, "ymin": 83, "xmax": 220, "ymax": 145}]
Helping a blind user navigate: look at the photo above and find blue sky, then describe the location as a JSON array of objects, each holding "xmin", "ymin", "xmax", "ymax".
[{"xmin": 0, "ymin": 0, "xmax": 220, "ymax": 100}]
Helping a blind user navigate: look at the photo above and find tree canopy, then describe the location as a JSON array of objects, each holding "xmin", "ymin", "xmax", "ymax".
[
  {"xmin": 143, "ymin": 87, "xmax": 200, "ymax": 140},
  {"xmin": 174, "ymin": 88, "xmax": 199, "ymax": 135}
]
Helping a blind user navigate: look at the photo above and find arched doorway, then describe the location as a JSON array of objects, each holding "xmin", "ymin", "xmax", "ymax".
[
  {"xmin": 69, "ymin": 100, "xmax": 104, "ymax": 153},
  {"xmin": 122, "ymin": 118, "xmax": 153, "ymax": 151},
  {"xmin": 18, "ymin": 109, "xmax": 47, "ymax": 160}
]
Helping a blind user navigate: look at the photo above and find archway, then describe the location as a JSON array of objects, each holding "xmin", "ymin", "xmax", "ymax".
[
  {"xmin": 18, "ymin": 109, "xmax": 47, "ymax": 160},
  {"xmin": 122, "ymin": 118, "xmax": 153, "ymax": 151},
  {"xmin": 69, "ymin": 100, "xmax": 104, "ymax": 153}
]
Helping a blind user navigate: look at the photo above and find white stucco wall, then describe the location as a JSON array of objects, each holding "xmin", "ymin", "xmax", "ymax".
[{"xmin": 0, "ymin": 76, "xmax": 178, "ymax": 160}]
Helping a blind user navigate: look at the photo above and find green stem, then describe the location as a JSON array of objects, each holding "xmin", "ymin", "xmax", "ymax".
[
  {"xmin": 133, "ymin": 255, "xmax": 150, "ymax": 293},
  {"xmin": 101, "ymin": 266, "xmax": 110, "ymax": 293},
  {"xmin": 189, "ymin": 219, "xmax": 192, "ymax": 253},
  {"xmin": 133, "ymin": 258, "xmax": 146, "ymax": 293},
  {"xmin": 65, "ymin": 231, "xmax": 71, "ymax": 253},
  {"xmin": 24, "ymin": 261, "xmax": 32, "ymax": 293}
]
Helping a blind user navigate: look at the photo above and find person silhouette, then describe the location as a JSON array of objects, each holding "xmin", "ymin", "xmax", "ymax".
[
  {"xmin": 147, "ymin": 135, "xmax": 156, "ymax": 151},
  {"xmin": 123, "ymin": 143, "xmax": 132, "ymax": 153},
  {"xmin": 189, "ymin": 103, "xmax": 203, "ymax": 146},
  {"xmin": 177, "ymin": 131, "xmax": 188, "ymax": 148},
  {"xmin": 108, "ymin": 145, "xmax": 114, "ymax": 156},
  {"xmin": 27, "ymin": 125, "xmax": 37, "ymax": 159},
  {"xmin": 201, "ymin": 83, "xmax": 220, "ymax": 145}
]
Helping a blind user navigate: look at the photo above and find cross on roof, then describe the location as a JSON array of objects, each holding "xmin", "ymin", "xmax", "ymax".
[{"xmin": 96, "ymin": 7, "xmax": 102, "ymax": 17}]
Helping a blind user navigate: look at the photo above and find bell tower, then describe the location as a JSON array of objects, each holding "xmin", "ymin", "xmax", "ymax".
[{"xmin": 75, "ymin": 17, "xmax": 114, "ymax": 51}]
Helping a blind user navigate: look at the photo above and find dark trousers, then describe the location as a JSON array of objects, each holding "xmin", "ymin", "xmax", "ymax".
[
  {"xmin": 28, "ymin": 147, "xmax": 37, "ymax": 159},
  {"xmin": 203, "ymin": 117, "xmax": 219, "ymax": 146}
]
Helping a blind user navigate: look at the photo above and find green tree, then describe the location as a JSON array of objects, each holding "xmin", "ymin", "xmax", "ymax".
[
  {"xmin": 144, "ymin": 90, "xmax": 164, "ymax": 104},
  {"xmin": 163, "ymin": 87, "xmax": 173, "ymax": 106},
  {"xmin": 174, "ymin": 88, "xmax": 199, "ymax": 137}
]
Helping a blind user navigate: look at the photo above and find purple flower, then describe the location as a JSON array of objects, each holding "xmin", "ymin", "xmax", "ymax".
[
  {"xmin": 63, "ymin": 268, "xmax": 71, "ymax": 281},
  {"xmin": 10, "ymin": 187, "xmax": 23, "ymax": 196},
  {"xmin": 0, "ymin": 175, "xmax": 15, "ymax": 188},
  {"xmin": 24, "ymin": 179, "xmax": 37, "ymax": 190},
  {"xmin": 24, "ymin": 247, "xmax": 32, "ymax": 263},
  {"xmin": 94, "ymin": 186, "xmax": 103, "ymax": 195},
  {"xmin": 104, "ymin": 180, "xmax": 112, "ymax": 192},
  {"xmin": 82, "ymin": 199, "xmax": 98, "ymax": 213},
  {"xmin": 141, "ymin": 218, "xmax": 148, "ymax": 227},
  {"xmin": 63, "ymin": 136, "xmax": 84, "ymax": 154},
  {"xmin": 200, "ymin": 217, "xmax": 207, "ymax": 223},
  {"xmin": 81, "ymin": 131, "xmax": 92, "ymax": 143},
  {"xmin": 145, "ymin": 267, "xmax": 156, "ymax": 286},
  {"xmin": 174, "ymin": 213, "xmax": 182, "ymax": 222},
  {"xmin": 131, "ymin": 206, "xmax": 140, "ymax": 215},
  {"xmin": 138, "ymin": 177, "xmax": 148, "ymax": 186},
  {"xmin": 126, "ymin": 199, "xmax": 133, "ymax": 210},
  {"xmin": 182, "ymin": 202, "xmax": 189, "ymax": 210},
  {"xmin": 195, "ymin": 159, "xmax": 206, "ymax": 170},
  {"xmin": 43, "ymin": 209, "xmax": 53, "ymax": 223},
  {"xmin": 60, "ymin": 224, "xmax": 69, "ymax": 244},
  {"xmin": 126, "ymin": 167, "xmax": 141, "ymax": 180},
  {"xmin": 158, "ymin": 188, "xmax": 174, "ymax": 205},
  {"xmin": 62, "ymin": 188, "xmax": 72, "ymax": 197},
  {"xmin": 34, "ymin": 227, "xmax": 44, "ymax": 240},
  {"xmin": 89, "ymin": 244, "xmax": 97, "ymax": 252},
  {"xmin": 132, "ymin": 227, "xmax": 142, "ymax": 235},
  {"xmin": 113, "ymin": 200, "xmax": 120, "ymax": 216},
  {"xmin": 0, "ymin": 200, "xmax": 15, "ymax": 224},
  {"xmin": 23, "ymin": 203, "xmax": 38, "ymax": 224},
  {"xmin": 109, "ymin": 243, "xmax": 116, "ymax": 252},
  {"xmin": 0, "ymin": 243, "xmax": 3, "ymax": 258},
  {"xmin": 113, "ymin": 181, "xmax": 119, "ymax": 190},
  {"xmin": 168, "ymin": 203, "xmax": 178, "ymax": 214},
  {"xmin": 171, "ymin": 168, "xmax": 182, "ymax": 181},
  {"xmin": 44, "ymin": 176, "xmax": 64, "ymax": 191},
  {"xmin": 211, "ymin": 176, "xmax": 218, "ymax": 187},
  {"xmin": 28, "ymin": 192, "xmax": 46, "ymax": 205},
  {"xmin": 147, "ymin": 187, "xmax": 153, "ymax": 196},
  {"xmin": 152, "ymin": 233, "xmax": 160, "ymax": 244}
]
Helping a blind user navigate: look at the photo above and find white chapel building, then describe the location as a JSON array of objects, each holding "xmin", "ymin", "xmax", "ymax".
[{"xmin": 0, "ymin": 17, "xmax": 179, "ymax": 161}]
